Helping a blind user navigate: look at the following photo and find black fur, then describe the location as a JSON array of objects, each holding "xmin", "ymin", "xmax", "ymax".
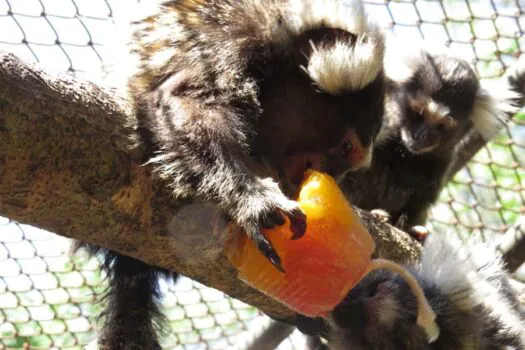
[
  {"xmin": 72, "ymin": 242, "xmax": 172, "ymax": 350},
  {"xmin": 297, "ymin": 235, "xmax": 525, "ymax": 349},
  {"xmin": 341, "ymin": 50, "xmax": 513, "ymax": 234},
  {"xmin": 78, "ymin": 0, "xmax": 387, "ymax": 348},
  {"xmin": 128, "ymin": 0, "xmax": 385, "ymax": 269}
]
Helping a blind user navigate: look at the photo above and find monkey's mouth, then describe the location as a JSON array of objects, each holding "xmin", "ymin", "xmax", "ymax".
[{"xmin": 283, "ymin": 152, "xmax": 326, "ymax": 188}]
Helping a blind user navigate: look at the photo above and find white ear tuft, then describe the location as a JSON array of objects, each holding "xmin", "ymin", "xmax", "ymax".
[
  {"xmin": 471, "ymin": 81, "xmax": 521, "ymax": 140},
  {"xmin": 286, "ymin": 0, "xmax": 385, "ymax": 94},
  {"xmin": 420, "ymin": 232, "xmax": 503, "ymax": 311},
  {"xmin": 306, "ymin": 31, "xmax": 384, "ymax": 94}
]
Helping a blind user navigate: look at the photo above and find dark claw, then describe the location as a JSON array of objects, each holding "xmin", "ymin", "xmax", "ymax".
[
  {"xmin": 261, "ymin": 210, "xmax": 286, "ymax": 229},
  {"xmin": 287, "ymin": 208, "xmax": 307, "ymax": 240},
  {"xmin": 246, "ymin": 225, "xmax": 285, "ymax": 273}
]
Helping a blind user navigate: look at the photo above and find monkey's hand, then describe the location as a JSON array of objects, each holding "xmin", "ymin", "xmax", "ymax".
[
  {"xmin": 233, "ymin": 177, "xmax": 307, "ymax": 272},
  {"xmin": 145, "ymin": 72, "xmax": 308, "ymax": 271}
]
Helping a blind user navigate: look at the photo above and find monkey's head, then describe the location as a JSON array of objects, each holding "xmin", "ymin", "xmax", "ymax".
[
  {"xmin": 382, "ymin": 45, "xmax": 517, "ymax": 158},
  {"xmin": 296, "ymin": 233, "xmax": 525, "ymax": 350},
  {"xmin": 297, "ymin": 269, "xmax": 479, "ymax": 350},
  {"xmin": 295, "ymin": 236, "xmax": 481, "ymax": 350},
  {"xmin": 253, "ymin": 0, "xmax": 385, "ymax": 192}
]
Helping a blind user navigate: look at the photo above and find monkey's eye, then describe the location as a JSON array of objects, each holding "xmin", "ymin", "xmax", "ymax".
[{"xmin": 341, "ymin": 140, "xmax": 354, "ymax": 158}]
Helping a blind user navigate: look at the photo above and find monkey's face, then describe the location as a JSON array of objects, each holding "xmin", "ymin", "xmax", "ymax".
[
  {"xmin": 388, "ymin": 53, "xmax": 479, "ymax": 156},
  {"xmin": 325, "ymin": 270, "xmax": 427, "ymax": 350},
  {"xmin": 296, "ymin": 270, "xmax": 429, "ymax": 350},
  {"xmin": 253, "ymin": 27, "xmax": 385, "ymax": 193},
  {"xmin": 255, "ymin": 70, "xmax": 384, "ymax": 193},
  {"xmin": 396, "ymin": 90, "xmax": 461, "ymax": 155}
]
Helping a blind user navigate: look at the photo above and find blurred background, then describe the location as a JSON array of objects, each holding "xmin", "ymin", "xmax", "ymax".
[{"xmin": 0, "ymin": 0, "xmax": 524, "ymax": 348}]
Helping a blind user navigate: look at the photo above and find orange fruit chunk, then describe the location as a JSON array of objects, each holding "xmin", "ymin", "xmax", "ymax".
[{"xmin": 225, "ymin": 170, "xmax": 375, "ymax": 317}]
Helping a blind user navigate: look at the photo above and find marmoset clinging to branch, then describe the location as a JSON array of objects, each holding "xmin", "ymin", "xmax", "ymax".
[{"xmin": 76, "ymin": 0, "xmax": 387, "ymax": 348}]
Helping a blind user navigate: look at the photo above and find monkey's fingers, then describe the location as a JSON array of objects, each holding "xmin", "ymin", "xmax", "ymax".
[
  {"xmin": 246, "ymin": 226, "xmax": 285, "ymax": 273},
  {"xmin": 287, "ymin": 208, "xmax": 307, "ymax": 240},
  {"xmin": 261, "ymin": 210, "xmax": 286, "ymax": 229}
]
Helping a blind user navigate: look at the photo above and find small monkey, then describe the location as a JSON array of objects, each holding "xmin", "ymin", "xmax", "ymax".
[
  {"xmin": 341, "ymin": 42, "xmax": 519, "ymax": 236},
  {"xmin": 75, "ymin": 0, "xmax": 387, "ymax": 348},
  {"xmin": 297, "ymin": 233, "xmax": 525, "ymax": 349}
]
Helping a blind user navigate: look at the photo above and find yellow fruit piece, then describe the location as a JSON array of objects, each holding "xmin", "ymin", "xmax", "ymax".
[{"xmin": 226, "ymin": 170, "xmax": 375, "ymax": 317}]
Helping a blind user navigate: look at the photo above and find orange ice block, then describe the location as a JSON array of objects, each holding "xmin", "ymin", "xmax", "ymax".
[{"xmin": 225, "ymin": 170, "xmax": 375, "ymax": 318}]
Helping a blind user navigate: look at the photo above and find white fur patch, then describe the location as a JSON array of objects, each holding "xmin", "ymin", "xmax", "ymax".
[
  {"xmin": 471, "ymin": 80, "xmax": 521, "ymax": 140},
  {"xmin": 360, "ymin": 140, "xmax": 374, "ymax": 169},
  {"xmin": 286, "ymin": 0, "xmax": 384, "ymax": 93},
  {"xmin": 305, "ymin": 33, "xmax": 384, "ymax": 93},
  {"xmin": 376, "ymin": 292, "xmax": 399, "ymax": 327},
  {"xmin": 420, "ymin": 233, "xmax": 524, "ymax": 337},
  {"xmin": 383, "ymin": 33, "xmax": 426, "ymax": 83},
  {"xmin": 420, "ymin": 233, "xmax": 489, "ymax": 310}
]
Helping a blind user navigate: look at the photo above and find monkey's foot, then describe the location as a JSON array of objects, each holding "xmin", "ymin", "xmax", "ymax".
[{"xmin": 370, "ymin": 209, "xmax": 392, "ymax": 223}]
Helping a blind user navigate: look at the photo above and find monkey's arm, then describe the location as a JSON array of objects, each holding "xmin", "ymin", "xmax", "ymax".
[{"xmin": 145, "ymin": 73, "xmax": 306, "ymax": 270}]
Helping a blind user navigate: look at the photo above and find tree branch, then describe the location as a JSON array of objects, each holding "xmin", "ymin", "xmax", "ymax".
[{"xmin": 0, "ymin": 52, "xmax": 423, "ymax": 323}]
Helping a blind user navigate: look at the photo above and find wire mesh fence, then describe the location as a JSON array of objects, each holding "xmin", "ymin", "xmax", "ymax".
[{"xmin": 0, "ymin": 0, "xmax": 524, "ymax": 348}]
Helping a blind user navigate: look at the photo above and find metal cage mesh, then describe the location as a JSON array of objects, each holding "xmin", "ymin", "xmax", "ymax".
[{"xmin": 0, "ymin": 0, "xmax": 524, "ymax": 348}]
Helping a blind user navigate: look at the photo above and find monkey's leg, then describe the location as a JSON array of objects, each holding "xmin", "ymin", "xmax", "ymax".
[{"xmin": 97, "ymin": 251, "xmax": 169, "ymax": 350}]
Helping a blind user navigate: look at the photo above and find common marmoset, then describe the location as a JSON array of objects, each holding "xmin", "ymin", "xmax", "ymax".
[
  {"xmin": 76, "ymin": 0, "xmax": 387, "ymax": 348},
  {"xmin": 297, "ymin": 233, "xmax": 525, "ymax": 349},
  {"xmin": 341, "ymin": 42, "xmax": 519, "ymax": 236}
]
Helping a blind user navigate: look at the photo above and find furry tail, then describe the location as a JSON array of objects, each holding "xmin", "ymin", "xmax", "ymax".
[{"xmin": 72, "ymin": 242, "xmax": 174, "ymax": 350}]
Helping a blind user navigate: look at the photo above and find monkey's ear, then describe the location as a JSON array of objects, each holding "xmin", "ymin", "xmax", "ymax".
[
  {"xmin": 470, "ymin": 82, "xmax": 521, "ymax": 140},
  {"xmin": 293, "ymin": 0, "xmax": 384, "ymax": 95},
  {"xmin": 419, "ymin": 233, "xmax": 501, "ymax": 312},
  {"xmin": 304, "ymin": 29, "xmax": 384, "ymax": 95}
]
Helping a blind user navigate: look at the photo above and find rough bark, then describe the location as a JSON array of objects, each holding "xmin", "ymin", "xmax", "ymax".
[{"xmin": 0, "ymin": 53, "xmax": 422, "ymax": 322}]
